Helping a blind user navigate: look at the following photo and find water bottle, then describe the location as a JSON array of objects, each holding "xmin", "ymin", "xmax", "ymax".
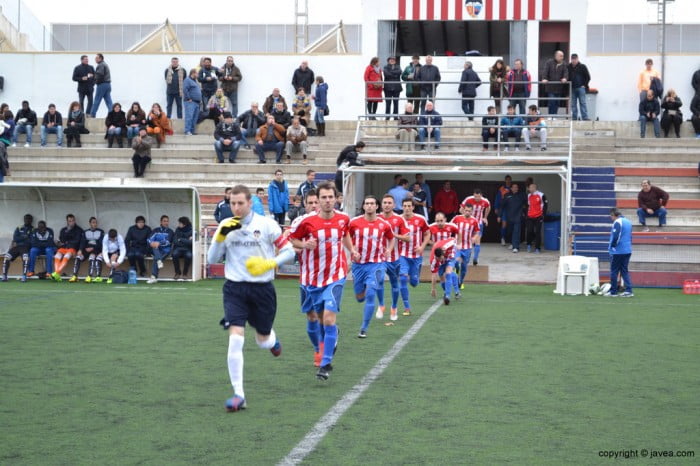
[{"xmin": 128, "ymin": 268, "xmax": 138, "ymax": 285}]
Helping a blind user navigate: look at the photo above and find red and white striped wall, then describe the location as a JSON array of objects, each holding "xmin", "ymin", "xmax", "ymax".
[{"xmin": 398, "ymin": 0, "xmax": 550, "ymax": 21}]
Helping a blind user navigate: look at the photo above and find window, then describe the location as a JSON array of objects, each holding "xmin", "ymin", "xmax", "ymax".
[{"xmin": 588, "ymin": 23, "xmax": 700, "ymax": 54}]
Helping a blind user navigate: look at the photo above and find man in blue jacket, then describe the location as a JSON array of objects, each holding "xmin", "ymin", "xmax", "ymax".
[
  {"xmin": 268, "ymin": 169, "xmax": 289, "ymax": 226},
  {"xmin": 418, "ymin": 101, "xmax": 443, "ymax": 150},
  {"xmin": 147, "ymin": 215, "xmax": 175, "ymax": 284},
  {"xmin": 183, "ymin": 68, "xmax": 202, "ymax": 136},
  {"xmin": 27, "ymin": 220, "xmax": 56, "ymax": 278},
  {"xmin": 606, "ymin": 209, "xmax": 634, "ymax": 297}
]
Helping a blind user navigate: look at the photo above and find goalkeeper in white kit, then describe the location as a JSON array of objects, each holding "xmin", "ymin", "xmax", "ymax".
[{"xmin": 207, "ymin": 184, "xmax": 295, "ymax": 412}]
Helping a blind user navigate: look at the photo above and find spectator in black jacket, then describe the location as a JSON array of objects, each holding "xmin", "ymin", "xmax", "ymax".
[
  {"xmin": 335, "ymin": 141, "xmax": 366, "ymax": 193},
  {"xmin": 27, "ymin": 220, "xmax": 56, "ymax": 278},
  {"xmin": 214, "ymin": 112, "xmax": 242, "ymax": 163},
  {"xmin": 52, "ymin": 213, "xmax": 83, "ymax": 280},
  {"xmin": 214, "ymin": 187, "xmax": 233, "ymax": 223},
  {"xmin": 198, "ymin": 57, "xmax": 220, "ymax": 111},
  {"xmin": 72, "ymin": 55, "xmax": 95, "ymax": 115},
  {"xmin": 481, "ymin": 106, "xmax": 500, "ymax": 150},
  {"xmin": 291, "ymin": 61, "xmax": 315, "ymax": 95},
  {"xmin": 125, "ymin": 216, "xmax": 152, "ymax": 276},
  {"xmin": 164, "ymin": 57, "xmax": 186, "ymax": 119},
  {"xmin": 458, "ymin": 61, "xmax": 481, "ymax": 120},
  {"xmin": 660, "ymin": 89, "xmax": 683, "ymax": 138},
  {"xmin": 692, "ymin": 66, "xmax": 700, "ymax": 96},
  {"xmin": 691, "ymin": 93, "xmax": 700, "ymax": 138},
  {"xmin": 639, "ymin": 90, "xmax": 661, "ymax": 138},
  {"xmin": 64, "ymin": 101, "xmax": 89, "ymax": 147},
  {"xmin": 271, "ymin": 102, "xmax": 292, "ymax": 129},
  {"xmin": 105, "ymin": 103, "xmax": 126, "ymax": 148},
  {"xmin": 171, "ymin": 216, "xmax": 193, "ymax": 280},
  {"xmin": 1, "ymin": 214, "xmax": 33, "ymax": 282},
  {"xmin": 383, "ymin": 56, "xmax": 403, "ymax": 120},
  {"xmin": 238, "ymin": 102, "xmax": 266, "ymax": 148},
  {"xmin": 541, "ymin": 50, "xmax": 568, "ymax": 116},
  {"xmin": 416, "ymin": 55, "xmax": 441, "ymax": 113},
  {"xmin": 567, "ymin": 54, "xmax": 591, "ymax": 120},
  {"xmin": 12, "ymin": 101, "xmax": 37, "ymax": 147},
  {"xmin": 40, "ymin": 104, "xmax": 63, "ymax": 148}
]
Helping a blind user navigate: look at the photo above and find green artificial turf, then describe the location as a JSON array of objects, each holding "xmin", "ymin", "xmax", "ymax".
[{"xmin": 0, "ymin": 280, "xmax": 698, "ymax": 465}]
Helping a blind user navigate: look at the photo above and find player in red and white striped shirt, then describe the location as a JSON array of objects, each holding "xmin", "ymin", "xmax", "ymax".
[
  {"xmin": 399, "ymin": 197, "xmax": 431, "ymax": 316},
  {"xmin": 429, "ymin": 237, "xmax": 458, "ymax": 305},
  {"xmin": 460, "ymin": 189, "xmax": 491, "ymax": 266},
  {"xmin": 377, "ymin": 195, "xmax": 411, "ymax": 322},
  {"xmin": 288, "ymin": 182, "xmax": 354, "ymax": 381},
  {"xmin": 429, "ymin": 212, "xmax": 459, "ymax": 243},
  {"xmin": 348, "ymin": 196, "xmax": 395, "ymax": 338},
  {"xmin": 452, "ymin": 204, "xmax": 481, "ymax": 290}
]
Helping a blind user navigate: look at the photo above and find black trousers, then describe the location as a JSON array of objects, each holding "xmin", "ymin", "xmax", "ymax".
[
  {"xmin": 79, "ymin": 89, "xmax": 94, "ymax": 115},
  {"xmin": 525, "ymin": 216, "xmax": 543, "ymax": 249}
]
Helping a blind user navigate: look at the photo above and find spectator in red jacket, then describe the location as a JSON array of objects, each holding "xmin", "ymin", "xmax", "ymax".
[
  {"xmin": 364, "ymin": 56, "xmax": 384, "ymax": 119},
  {"xmin": 433, "ymin": 181, "xmax": 460, "ymax": 221},
  {"xmin": 637, "ymin": 179, "xmax": 669, "ymax": 231}
]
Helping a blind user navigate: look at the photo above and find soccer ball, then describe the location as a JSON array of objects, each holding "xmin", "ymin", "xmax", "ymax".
[
  {"xmin": 598, "ymin": 283, "xmax": 611, "ymax": 295},
  {"xmin": 589, "ymin": 283, "xmax": 601, "ymax": 295}
]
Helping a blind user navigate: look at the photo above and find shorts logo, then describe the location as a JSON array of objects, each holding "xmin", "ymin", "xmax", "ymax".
[{"xmin": 253, "ymin": 230, "xmax": 261, "ymax": 239}]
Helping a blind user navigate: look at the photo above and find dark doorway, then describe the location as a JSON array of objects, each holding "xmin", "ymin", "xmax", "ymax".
[{"xmin": 395, "ymin": 20, "xmax": 510, "ymax": 57}]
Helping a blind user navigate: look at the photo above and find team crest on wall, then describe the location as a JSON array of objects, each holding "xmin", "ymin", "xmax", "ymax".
[{"xmin": 465, "ymin": 0, "xmax": 483, "ymax": 18}]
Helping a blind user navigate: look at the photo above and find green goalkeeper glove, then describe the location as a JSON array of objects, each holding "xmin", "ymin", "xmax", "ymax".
[
  {"xmin": 246, "ymin": 256, "xmax": 277, "ymax": 276},
  {"xmin": 215, "ymin": 216, "xmax": 242, "ymax": 242}
]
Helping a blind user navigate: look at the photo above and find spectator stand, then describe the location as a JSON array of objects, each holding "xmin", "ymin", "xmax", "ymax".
[{"xmin": 0, "ymin": 184, "xmax": 201, "ymax": 280}]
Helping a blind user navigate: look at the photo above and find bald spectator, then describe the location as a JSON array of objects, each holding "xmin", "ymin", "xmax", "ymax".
[
  {"xmin": 415, "ymin": 55, "xmax": 441, "ymax": 113},
  {"xmin": 291, "ymin": 60, "xmax": 315, "ymax": 95},
  {"xmin": 541, "ymin": 50, "xmax": 568, "ymax": 116},
  {"xmin": 637, "ymin": 179, "xmax": 669, "ymax": 231},
  {"xmin": 263, "ymin": 88, "xmax": 287, "ymax": 114}
]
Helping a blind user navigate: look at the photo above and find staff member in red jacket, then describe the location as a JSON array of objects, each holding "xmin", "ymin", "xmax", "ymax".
[
  {"xmin": 433, "ymin": 181, "xmax": 460, "ymax": 221},
  {"xmin": 525, "ymin": 183, "xmax": 548, "ymax": 253}
]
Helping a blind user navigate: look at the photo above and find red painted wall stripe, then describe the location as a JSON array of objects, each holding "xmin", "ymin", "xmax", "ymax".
[
  {"xmin": 427, "ymin": 0, "xmax": 434, "ymax": 20},
  {"xmin": 399, "ymin": 0, "xmax": 406, "ymax": 20},
  {"xmin": 455, "ymin": 0, "xmax": 463, "ymax": 19},
  {"xmin": 499, "ymin": 0, "xmax": 508, "ymax": 20},
  {"xmin": 528, "ymin": 0, "xmax": 536, "ymax": 19},
  {"xmin": 441, "ymin": 0, "xmax": 449, "ymax": 20},
  {"xmin": 513, "ymin": 0, "xmax": 521, "ymax": 20},
  {"xmin": 413, "ymin": 0, "xmax": 420, "ymax": 20},
  {"xmin": 542, "ymin": 0, "xmax": 550, "ymax": 20},
  {"xmin": 485, "ymin": 0, "xmax": 493, "ymax": 20}
]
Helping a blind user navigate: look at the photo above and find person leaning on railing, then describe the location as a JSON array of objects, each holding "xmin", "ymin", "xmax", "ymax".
[{"xmin": 396, "ymin": 103, "xmax": 418, "ymax": 151}]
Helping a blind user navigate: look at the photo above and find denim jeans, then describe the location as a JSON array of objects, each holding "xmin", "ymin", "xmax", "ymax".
[
  {"xmin": 384, "ymin": 89, "xmax": 400, "ymax": 118},
  {"xmin": 91, "ymin": 82, "xmax": 113, "ymax": 117},
  {"xmin": 547, "ymin": 92, "xmax": 561, "ymax": 115},
  {"xmin": 224, "ymin": 90, "xmax": 238, "ymax": 118},
  {"xmin": 166, "ymin": 93, "xmax": 183, "ymax": 119},
  {"xmin": 255, "ymin": 141, "xmax": 284, "ymax": 162},
  {"xmin": 639, "ymin": 116, "xmax": 660, "ymax": 138},
  {"xmin": 41, "ymin": 126, "xmax": 63, "ymax": 146},
  {"xmin": 184, "ymin": 101, "xmax": 200, "ymax": 134},
  {"xmin": 127, "ymin": 126, "xmax": 141, "ymax": 140},
  {"xmin": 29, "ymin": 246, "xmax": 56, "ymax": 274},
  {"xmin": 418, "ymin": 127, "xmax": 441, "ymax": 148},
  {"xmin": 314, "ymin": 108, "xmax": 325, "ymax": 125},
  {"xmin": 13, "ymin": 124, "xmax": 33, "ymax": 144},
  {"xmin": 637, "ymin": 207, "xmax": 666, "ymax": 226},
  {"xmin": 571, "ymin": 86, "xmax": 588, "ymax": 120},
  {"xmin": 509, "ymin": 94, "xmax": 527, "ymax": 114},
  {"xmin": 151, "ymin": 247, "xmax": 171, "ymax": 277},
  {"xmin": 214, "ymin": 139, "xmax": 242, "ymax": 162},
  {"xmin": 461, "ymin": 98, "xmax": 475, "ymax": 119},
  {"xmin": 107, "ymin": 127, "xmax": 122, "ymax": 136}
]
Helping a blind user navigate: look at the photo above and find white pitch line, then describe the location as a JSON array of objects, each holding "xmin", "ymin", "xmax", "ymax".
[{"xmin": 278, "ymin": 299, "xmax": 443, "ymax": 466}]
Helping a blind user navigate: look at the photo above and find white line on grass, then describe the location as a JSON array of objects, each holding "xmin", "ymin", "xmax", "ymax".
[{"xmin": 277, "ymin": 299, "xmax": 443, "ymax": 466}]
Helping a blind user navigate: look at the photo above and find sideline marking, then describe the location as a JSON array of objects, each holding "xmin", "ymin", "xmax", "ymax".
[{"xmin": 278, "ymin": 299, "xmax": 443, "ymax": 466}]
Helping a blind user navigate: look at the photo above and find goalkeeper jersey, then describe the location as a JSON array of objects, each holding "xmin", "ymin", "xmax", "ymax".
[{"xmin": 207, "ymin": 212, "xmax": 291, "ymax": 283}]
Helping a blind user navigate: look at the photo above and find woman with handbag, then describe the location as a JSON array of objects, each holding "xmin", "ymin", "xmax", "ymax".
[
  {"xmin": 364, "ymin": 57, "xmax": 383, "ymax": 119},
  {"xmin": 312, "ymin": 76, "xmax": 329, "ymax": 136}
]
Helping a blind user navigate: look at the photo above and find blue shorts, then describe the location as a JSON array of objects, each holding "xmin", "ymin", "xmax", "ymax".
[
  {"xmin": 220, "ymin": 280, "xmax": 276, "ymax": 335},
  {"xmin": 300, "ymin": 278, "xmax": 346, "ymax": 314},
  {"xmin": 352, "ymin": 262, "xmax": 386, "ymax": 295},
  {"xmin": 437, "ymin": 259, "xmax": 456, "ymax": 277},
  {"xmin": 478, "ymin": 221, "xmax": 485, "ymax": 237},
  {"xmin": 400, "ymin": 256, "xmax": 423, "ymax": 279},
  {"xmin": 456, "ymin": 249, "xmax": 472, "ymax": 264},
  {"xmin": 385, "ymin": 259, "xmax": 400, "ymax": 283}
]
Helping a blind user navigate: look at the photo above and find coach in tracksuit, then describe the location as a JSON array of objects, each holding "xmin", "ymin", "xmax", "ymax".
[
  {"xmin": 525, "ymin": 183, "xmax": 548, "ymax": 253},
  {"xmin": 606, "ymin": 209, "xmax": 634, "ymax": 297}
]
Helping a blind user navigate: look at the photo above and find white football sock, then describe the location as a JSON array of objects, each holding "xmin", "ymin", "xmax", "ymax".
[
  {"xmin": 255, "ymin": 329, "xmax": 277, "ymax": 349},
  {"xmin": 227, "ymin": 334, "xmax": 245, "ymax": 399}
]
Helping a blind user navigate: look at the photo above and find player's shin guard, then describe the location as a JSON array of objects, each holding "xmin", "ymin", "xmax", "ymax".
[
  {"xmin": 227, "ymin": 334, "xmax": 245, "ymax": 398},
  {"xmin": 22, "ymin": 254, "xmax": 29, "ymax": 276},
  {"xmin": 255, "ymin": 329, "xmax": 277, "ymax": 349},
  {"xmin": 390, "ymin": 277, "xmax": 400, "ymax": 308},
  {"xmin": 2, "ymin": 255, "xmax": 9, "ymax": 277},
  {"xmin": 95, "ymin": 260, "xmax": 102, "ymax": 277},
  {"xmin": 321, "ymin": 324, "xmax": 338, "ymax": 367},
  {"xmin": 409, "ymin": 273, "xmax": 419, "ymax": 287},
  {"xmin": 445, "ymin": 274, "xmax": 454, "ymax": 297},
  {"xmin": 473, "ymin": 244, "xmax": 481, "ymax": 261},
  {"xmin": 58, "ymin": 256, "xmax": 70, "ymax": 274},
  {"xmin": 307, "ymin": 320, "xmax": 320, "ymax": 351},
  {"xmin": 376, "ymin": 286, "xmax": 385, "ymax": 307},
  {"xmin": 460, "ymin": 262, "xmax": 468, "ymax": 285},
  {"xmin": 72, "ymin": 257, "xmax": 83, "ymax": 276},
  {"xmin": 441, "ymin": 281, "xmax": 446, "ymax": 291},
  {"xmin": 362, "ymin": 288, "xmax": 376, "ymax": 331},
  {"xmin": 452, "ymin": 272, "xmax": 459, "ymax": 290},
  {"xmin": 399, "ymin": 274, "xmax": 410, "ymax": 308}
]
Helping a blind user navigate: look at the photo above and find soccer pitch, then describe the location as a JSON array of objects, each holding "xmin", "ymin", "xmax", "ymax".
[{"xmin": 1, "ymin": 280, "xmax": 698, "ymax": 465}]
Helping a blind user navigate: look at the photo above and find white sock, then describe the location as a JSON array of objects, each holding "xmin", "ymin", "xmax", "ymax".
[
  {"xmin": 255, "ymin": 329, "xmax": 277, "ymax": 349},
  {"xmin": 227, "ymin": 334, "xmax": 245, "ymax": 399}
]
